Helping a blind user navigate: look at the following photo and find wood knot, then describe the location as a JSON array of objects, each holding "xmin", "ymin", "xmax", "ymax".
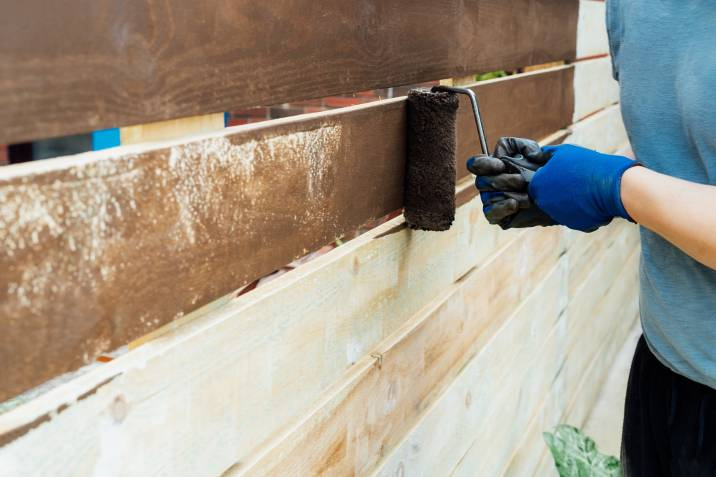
[
  {"xmin": 111, "ymin": 394, "xmax": 129, "ymax": 423},
  {"xmin": 370, "ymin": 352, "xmax": 383, "ymax": 369}
]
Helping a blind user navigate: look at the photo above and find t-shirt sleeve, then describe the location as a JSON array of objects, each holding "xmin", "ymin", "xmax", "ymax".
[{"xmin": 606, "ymin": 0, "xmax": 623, "ymax": 81}]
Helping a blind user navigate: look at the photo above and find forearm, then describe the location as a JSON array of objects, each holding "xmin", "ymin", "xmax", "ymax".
[{"xmin": 621, "ymin": 166, "xmax": 716, "ymax": 269}]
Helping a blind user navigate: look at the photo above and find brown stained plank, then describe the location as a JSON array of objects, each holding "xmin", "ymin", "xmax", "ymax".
[
  {"xmin": 0, "ymin": 0, "xmax": 578, "ymax": 144},
  {"xmin": 0, "ymin": 66, "xmax": 574, "ymax": 400}
]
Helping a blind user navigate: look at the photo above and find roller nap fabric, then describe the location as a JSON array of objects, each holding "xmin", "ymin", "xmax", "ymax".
[{"xmin": 404, "ymin": 89, "xmax": 458, "ymax": 231}]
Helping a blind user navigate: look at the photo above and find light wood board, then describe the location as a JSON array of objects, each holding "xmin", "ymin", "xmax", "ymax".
[
  {"xmin": 573, "ymin": 57, "xmax": 620, "ymax": 122},
  {"xmin": 576, "ymin": 0, "xmax": 609, "ymax": 59}
]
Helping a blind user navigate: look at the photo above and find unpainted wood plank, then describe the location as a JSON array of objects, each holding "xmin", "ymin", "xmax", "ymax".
[
  {"xmin": 120, "ymin": 113, "xmax": 226, "ymax": 145},
  {"xmin": 372, "ymin": 256, "xmax": 569, "ymax": 477},
  {"xmin": 452, "ymin": 246, "xmax": 640, "ymax": 476},
  {"xmin": 372, "ymin": 224, "xmax": 636, "ymax": 477},
  {"xmin": 523, "ymin": 61, "xmax": 566, "ymax": 73},
  {"xmin": 580, "ymin": 324, "xmax": 641, "ymax": 458},
  {"xmin": 0, "ymin": 0, "xmax": 579, "ymax": 144},
  {"xmin": 576, "ymin": 0, "xmax": 609, "ymax": 59},
  {"xmin": 508, "ymin": 247, "xmax": 640, "ymax": 476},
  {"xmin": 507, "ymin": 303, "xmax": 639, "ymax": 477},
  {"xmin": 566, "ymin": 104, "xmax": 627, "ymax": 152},
  {"xmin": 505, "ymin": 311, "xmax": 639, "ymax": 477},
  {"xmin": 573, "ymin": 56, "xmax": 620, "ymax": 122},
  {"xmin": 561, "ymin": 255, "xmax": 640, "ymax": 428},
  {"xmin": 0, "ymin": 66, "xmax": 574, "ymax": 401},
  {"xmin": 233, "ymin": 226, "xmax": 566, "ymax": 476}
]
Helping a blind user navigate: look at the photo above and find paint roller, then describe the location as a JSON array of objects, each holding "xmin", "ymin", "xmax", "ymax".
[{"xmin": 404, "ymin": 85, "xmax": 489, "ymax": 231}]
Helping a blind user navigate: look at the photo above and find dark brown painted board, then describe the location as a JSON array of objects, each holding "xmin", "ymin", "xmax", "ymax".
[
  {"xmin": 0, "ymin": 0, "xmax": 578, "ymax": 144},
  {"xmin": 0, "ymin": 66, "xmax": 573, "ymax": 401}
]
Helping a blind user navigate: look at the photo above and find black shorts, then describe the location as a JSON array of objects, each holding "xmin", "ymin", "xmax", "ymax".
[{"xmin": 622, "ymin": 336, "xmax": 716, "ymax": 476}]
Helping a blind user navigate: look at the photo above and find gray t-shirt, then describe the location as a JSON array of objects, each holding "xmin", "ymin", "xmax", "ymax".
[{"xmin": 607, "ymin": 0, "xmax": 716, "ymax": 388}]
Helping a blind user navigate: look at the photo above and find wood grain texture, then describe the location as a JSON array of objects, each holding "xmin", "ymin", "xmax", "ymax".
[
  {"xmin": 0, "ymin": 196, "xmax": 510, "ymax": 476},
  {"xmin": 576, "ymin": 0, "xmax": 609, "ymax": 59},
  {"xmin": 0, "ymin": 0, "xmax": 579, "ymax": 144},
  {"xmin": 452, "ymin": 245, "xmax": 639, "ymax": 476},
  {"xmin": 372, "ymin": 224, "xmax": 637, "ymax": 477},
  {"xmin": 573, "ymin": 56, "xmax": 620, "ymax": 122},
  {"xmin": 504, "ymin": 278, "xmax": 639, "ymax": 476},
  {"xmin": 119, "ymin": 113, "xmax": 226, "ymax": 145},
  {"xmin": 372, "ymin": 247, "xmax": 571, "ymax": 477},
  {"xmin": 566, "ymin": 103, "xmax": 627, "ymax": 151},
  {"xmin": 0, "ymin": 66, "xmax": 574, "ymax": 401},
  {"xmin": 236, "ymin": 226, "xmax": 565, "ymax": 476}
]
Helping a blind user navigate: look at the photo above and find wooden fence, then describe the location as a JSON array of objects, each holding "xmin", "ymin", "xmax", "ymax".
[{"xmin": 0, "ymin": 1, "xmax": 638, "ymax": 475}]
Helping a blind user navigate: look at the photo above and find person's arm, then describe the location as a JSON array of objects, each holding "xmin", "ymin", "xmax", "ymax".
[{"xmin": 621, "ymin": 166, "xmax": 716, "ymax": 269}]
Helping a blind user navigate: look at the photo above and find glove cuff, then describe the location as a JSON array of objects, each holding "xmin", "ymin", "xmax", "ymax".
[{"xmin": 610, "ymin": 159, "xmax": 640, "ymax": 222}]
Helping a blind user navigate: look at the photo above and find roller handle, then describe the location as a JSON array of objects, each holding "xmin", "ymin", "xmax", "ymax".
[{"xmin": 432, "ymin": 85, "xmax": 489, "ymax": 156}]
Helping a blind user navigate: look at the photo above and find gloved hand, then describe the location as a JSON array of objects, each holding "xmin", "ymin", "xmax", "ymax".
[
  {"xmin": 467, "ymin": 137, "xmax": 555, "ymax": 229},
  {"xmin": 530, "ymin": 144, "xmax": 638, "ymax": 232}
]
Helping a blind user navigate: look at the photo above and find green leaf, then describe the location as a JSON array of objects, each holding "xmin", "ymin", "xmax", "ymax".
[
  {"xmin": 474, "ymin": 70, "xmax": 508, "ymax": 82},
  {"xmin": 543, "ymin": 425, "xmax": 622, "ymax": 477}
]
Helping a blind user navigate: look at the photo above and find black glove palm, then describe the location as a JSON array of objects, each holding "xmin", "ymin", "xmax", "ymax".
[{"xmin": 467, "ymin": 137, "xmax": 555, "ymax": 229}]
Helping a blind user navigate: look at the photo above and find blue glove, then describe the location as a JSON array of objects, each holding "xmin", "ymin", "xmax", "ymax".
[{"xmin": 530, "ymin": 144, "xmax": 638, "ymax": 232}]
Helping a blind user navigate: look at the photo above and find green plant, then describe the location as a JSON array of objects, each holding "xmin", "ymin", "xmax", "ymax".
[
  {"xmin": 474, "ymin": 70, "xmax": 508, "ymax": 82},
  {"xmin": 543, "ymin": 425, "xmax": 622, "ymax": 477}
]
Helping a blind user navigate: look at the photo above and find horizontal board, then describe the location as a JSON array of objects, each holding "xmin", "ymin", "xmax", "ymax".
[
  {"xmin": 236, "ymin": 226, "xmax": 566, "ymax": 476},
  {"xmin": 566, "ymin": 103, "xmax": 627, "ymax": 152},
  {"xmin": 0, "ymin": 0, "xmax": 578, "ymax": 144},
  {"xmin": 372, "ymin": 224, "xmax": 636, "ymax": 477},
  {"xmin": 505, "ymin": 308, "xmax": 639, "ymax": 477},
  {"xmin": 576, "ymin": 0, "xmax": 609, "ymax": 59},
  {"xmin": 0, "ymin": 194, "xmax": 513, "ymax": 475},
  {"xmin": 580, "ymin": 324, "xmax": 641, "ymax": 457},
  {"xmin": 120, "ymin": 113, "xmax": 226, "ymax": 145},
  {"xmin": 0, "ymin": 66, "xmax": 575, "ymax": 401},
  {"xmin": 573, "ymin": 56, "xmax": 620, "ymax": 121},
  {"xmin": 453, "ymin": 245, "xmax": 640, "ymax": 476},
  {"xmin": 372, "ymin": 252, "xmax": 570, "ymax": 477}
]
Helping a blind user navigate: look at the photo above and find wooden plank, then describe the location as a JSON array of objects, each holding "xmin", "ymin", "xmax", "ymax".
[
  {"xmin": 576, "ymin": 0, "xmax": 609, "ymax": 59},
  {"xmin": 234, "ymin": 226, "xmax": 565, "ymax": 476},
  {"xmin": 580, "ymin": 324, "xmax": 641, "ymax": 457},
  {"xmin": 0, "ymin": 66, "xmax": 574, "ymax": 401},
  {"xmin": 0, "ymin": 0, "xmax": 579, "ymax": 144},
  {"xmin": 0, "ymin": 198, "xmax": 558, "ymax": 476},
  {"xmin": 573, "ymin": 56, "xmax": 620, "ymax": 122},
  {"xmin": 371, "ymin": 224, "xmax": 636, "ymax": 477},
  {"xmin": 371, "ymin": 253, "xmax": 569, "ymax": 477},
  {"xmin": 505, "ymin": 303, "xmax": 639, "ymax": 477},
  {"xmin": 566, "ymin": 103, "xmax": 627, "ymax": 152},
  {"xmin": 456, "ymin": 67, "xmax": 574, "ymax": 162},
  {"xmin": 451, "ymin": 245, "xmax": 639, "ymax": 476},
  {"xmin": 120, "ymin": 113, "xmax": 226, "ymax": 145},
  {"xmin": 0, "ymin": 194, "xmax": 508, "ymax": 474}
]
